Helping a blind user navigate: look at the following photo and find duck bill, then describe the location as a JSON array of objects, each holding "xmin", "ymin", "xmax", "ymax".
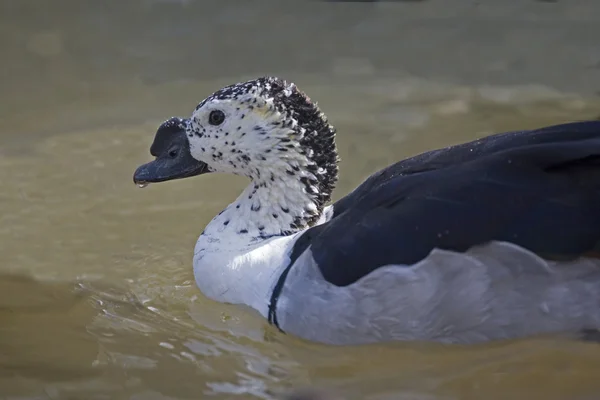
[
  {"xmin": 133, "ymin": 116, "xmax": 211, "ymax": 186},
  {"xmin": 133, "ymin": 156, "xmax": 209, "ymax": 185}
]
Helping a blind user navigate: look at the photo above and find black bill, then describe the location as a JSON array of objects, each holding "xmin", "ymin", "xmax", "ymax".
[{"xmin": 133, "ymin": 117, "xmax": 210, "ymax": 185}]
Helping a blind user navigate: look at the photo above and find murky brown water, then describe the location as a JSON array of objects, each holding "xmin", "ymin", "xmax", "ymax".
[{"xmin": 3, "ymin": 1, "xmax": 600, "ymax": 399}]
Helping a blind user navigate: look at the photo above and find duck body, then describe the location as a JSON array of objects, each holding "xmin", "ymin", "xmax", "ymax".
[
  {"xmin": 273, "ymin": 121, "xmax": 600, "ymax": 344},
  {"xmin": 134, "ymin": 77, "xmax": 600, "ymax": 345}
]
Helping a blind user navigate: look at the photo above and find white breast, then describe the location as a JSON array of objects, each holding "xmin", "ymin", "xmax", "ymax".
[{"xmin": 192, "ymin": 229, "xmax": 301, "ymax": 318}]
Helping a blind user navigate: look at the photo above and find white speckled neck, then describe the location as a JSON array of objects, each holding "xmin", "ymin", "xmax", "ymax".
[{"xmin": 191, "ymin": 176, "xmax": 314, "ymax": 316}]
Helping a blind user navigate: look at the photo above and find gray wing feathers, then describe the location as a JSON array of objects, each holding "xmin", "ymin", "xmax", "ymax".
[{"xmin": 278, "ymin": 241, "xmax": 600, "ymax": 345}]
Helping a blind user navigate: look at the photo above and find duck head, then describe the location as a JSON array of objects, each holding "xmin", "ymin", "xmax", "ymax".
[{"xmin": 134, "ymin": 76, "xmax": 339, "ymax": 228}]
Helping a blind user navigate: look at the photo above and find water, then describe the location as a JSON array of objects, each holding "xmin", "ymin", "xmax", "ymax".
[{"xmin": 2, "ymin": 1, "xmax": 600, "ymax": 399}]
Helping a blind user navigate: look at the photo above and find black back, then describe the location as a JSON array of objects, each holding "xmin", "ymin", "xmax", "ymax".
[{"xmin": 296, "ymin": 121, "xmax": 600, "ymax": 286}]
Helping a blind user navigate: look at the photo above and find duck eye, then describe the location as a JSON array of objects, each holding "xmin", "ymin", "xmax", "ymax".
[{"xmin": 208, "ymin": 110, "xmax": 225, "ymax": 126}]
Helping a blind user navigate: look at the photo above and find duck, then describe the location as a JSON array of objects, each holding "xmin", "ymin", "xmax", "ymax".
[{"xmin": 133, "ymin": 76, "xmax": 600, "ymax": 345}]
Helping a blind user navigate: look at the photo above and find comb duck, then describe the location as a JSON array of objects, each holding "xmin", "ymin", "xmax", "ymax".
[{"xmin": 134, "ymin": 77, "xmax": 600, "ymax": 345}]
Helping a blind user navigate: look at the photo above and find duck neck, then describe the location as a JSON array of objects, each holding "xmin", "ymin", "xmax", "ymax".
[
  {"xmin": 193, "ymin": 175, "xmax": 320, "ymax": 316},
  {"xmin": 200, "ymin": 172, "xmax": 325, "ymax": 249}
]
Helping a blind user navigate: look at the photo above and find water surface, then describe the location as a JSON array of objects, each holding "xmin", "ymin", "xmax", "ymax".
[{"xmin": 2, "ymin": 1, "xmax": 600, "ymax": 399}]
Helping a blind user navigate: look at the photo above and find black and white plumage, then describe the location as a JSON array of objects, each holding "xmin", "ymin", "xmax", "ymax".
[
  {"xmin": 134, "ymin": 77, "xmax": 600, "ymax": 345},
  {"xmin": 305, "ymin": 121, "xmax": 600, "ymax": 286}
]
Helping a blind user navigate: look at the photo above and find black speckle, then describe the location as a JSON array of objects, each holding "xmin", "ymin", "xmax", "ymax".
[
  {"xmin": 282, "ymin": 206, "xmax": 290, "ymax": 213},
  {"xmin": 270, "ymin": 174, "xmax": 275, "ymax": 182},
  {"xmin": 251, "ymin": 203, "xmax": 261, "ymax": 212},
  {"xmin": 286, "ymin": 170, "xmax": 295, "ymax": 176},
  {"xmin": 259, "ymin": 155, "xmax": 267, "ymax": 161},
  {"xmin": 231, "ymin": 141, "xmax": 236, "ymax": 146},
  {"xmin": 231, "ymin": 149, "xmax": 236, "ymax": 153},
  {"xmin": 241, "ymin": 155, "xmax": 251, "ymax": 162},
  {"xmin": 239, "ymin": 229, "xmax": 248, "ymax": 234},
  {"xmin": 241, "ymin": 132, "xmax": 246, "ymax": 137},
  {"xmin": 236, "ymin": 204, "xmax": 240, "ymax": 209},
  {"xmin": 190, "ymin": 76, "xmax": 339, "ymax": 231},
  {"xmin": 258, "ymin": 226, "xmax": 265, "ymax": 231},
  {"xmin": 223, "ymin": 220, "xmax": 230, "ymax": 226},
  {"xmin": 237, "ymin": 126, "xmax": 241, "ymax": 130},
  {"xmin": 280, "ymin": 138, "xmax": 291, "ymax": 143},
  {"xmin": 225, "ymin": 141, "xmax": 228, "ymax": 145},
  {"xmin": 225, "ymin": 132, "xmax": 229, "ymax": 136},
  {"xmin": 201, "ymin": 147, "xmax": 206, "ymax": 152},
  {"xmin": 241, "ymin": 114, "xmax": 245, "ymax": 119},
  {"xmin": 291, "ymin": 165, "xmax": 300, "ymax": 171},
  {"xmin": 272, "ymin": 213, "xmax": 278, "ymax": 218},
  {"xmin": 265, "ymin": 149, "xmax": 271, "ymax": 153}
]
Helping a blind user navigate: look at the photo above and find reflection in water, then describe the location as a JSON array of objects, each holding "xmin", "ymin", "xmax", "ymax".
[{"xmin": 2, "ymin": 1, "xmax": 600, "ymax": 399}]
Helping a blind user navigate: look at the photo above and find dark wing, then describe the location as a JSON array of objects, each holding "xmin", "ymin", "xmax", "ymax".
[
  {"xmin": 331, "ymin": 121, "xmax": 600, "ymax": 216},
  {"xmin": 299, "ymin": 121, "xmax": 600, "ymax": 286}
]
